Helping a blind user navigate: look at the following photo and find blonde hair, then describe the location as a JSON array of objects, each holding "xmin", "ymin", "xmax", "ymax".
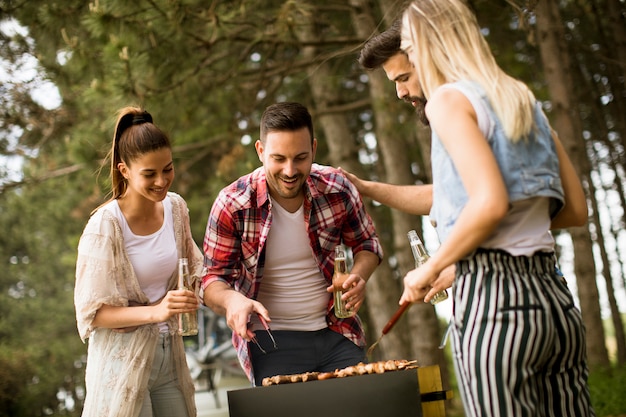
[{"xmin": 401, "ymin": 0, "xmax": 536, "ymax": 142}]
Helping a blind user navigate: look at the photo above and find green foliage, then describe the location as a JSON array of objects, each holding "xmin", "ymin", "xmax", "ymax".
[
  {"xmin": 0, "ymin": 0, "xmax": 624, "ymax": 414},
  {"xmin": 0, "ymin": 176, "xmax": 86, "ymax": 416},
  {"xmin": 2, "ymin": 2, "xmax": 377, "ymax": 414},
  {"xmin": 0, "ymin": 349, "xmax": 34, "ymax": 416},
  {"xmin": 588, "ymin": 365, "xmax": 626, "ymax": 417}
]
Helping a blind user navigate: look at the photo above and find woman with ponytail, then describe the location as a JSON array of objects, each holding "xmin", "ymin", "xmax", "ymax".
[{"xmin": 75, "ymin": 106, "xmax": 203, "ymax": 417}]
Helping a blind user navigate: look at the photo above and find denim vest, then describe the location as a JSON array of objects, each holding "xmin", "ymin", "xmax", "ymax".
[{"xmin": 430, "ymin": 81, "xmax": 564, "ymax": 243}]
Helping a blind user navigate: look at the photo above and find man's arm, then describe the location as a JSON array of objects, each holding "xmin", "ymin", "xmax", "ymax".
[
  {"xmin": 340, "ymin": 168, "xmax": 433, "ymax": 216},
  {"xmin": 351, "ymin": 250, "xmax": 381, "ymax": 283},
  {"xmin": 203, "ymin": 280, "xmax": 269, "ymax": 342},
  {"xmin": 202, "ymin": 191, "xmax": 270, "ymax": 341},
  {"xmin": 203, "ymin": 280, "xmax": 238, "ymax": 316},
  {"xmin": 550, "ymin": 131, "xmax": 588, "ymax": 229}
]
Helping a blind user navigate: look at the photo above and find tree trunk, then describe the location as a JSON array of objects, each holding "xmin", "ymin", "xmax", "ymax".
[
  {"xmin": 588, "ymin": 179, "xmax": 626, "ymax": 365},
  {"xmin": 605, "ymin": 0, "xmax": 626, "ymax": 83},
  {"xmin": 290, "ymin": 1, "xmax": 412, "ymax": 361},
  {"xmin": 347, "ymin": 0, "xmax": 448, "ymax": 373},
  {"xmin": 534, "ymin": 0, "xmax": 610, "ymax": 369}
]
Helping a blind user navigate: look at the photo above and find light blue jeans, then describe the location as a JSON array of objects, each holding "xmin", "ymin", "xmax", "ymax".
[{"xmin": 138, "ymin": 333, "xmax": 190, "ymax": 417}]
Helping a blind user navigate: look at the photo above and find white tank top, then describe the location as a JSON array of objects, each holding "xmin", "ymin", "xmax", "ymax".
[
  {"xmin": 252, "ymin": 200, "xmax": 329, "ymax": 331},
  {"xmin": 108, "ymin": 197, "xmax": 177, "ymax": 331}
]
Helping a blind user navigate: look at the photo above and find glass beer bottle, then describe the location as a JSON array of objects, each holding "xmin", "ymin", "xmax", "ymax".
[
  {"xmin": 407, "ymin": 230, "xmax": 448, "ymax": 305},
  {"xmin": 332, "ymin": 246, "xmax": 355, "ymax": 318},
  {"xmin": 178, "ymin": 258, "xmax": 199, "ymax": 336}
]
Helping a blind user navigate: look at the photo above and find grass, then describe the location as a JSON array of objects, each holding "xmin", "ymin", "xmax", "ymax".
[{"xmin": 588, "ymin": 365, "xmax": 626, "ymax": 417}]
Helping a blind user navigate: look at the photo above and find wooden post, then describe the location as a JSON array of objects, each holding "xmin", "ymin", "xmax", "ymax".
[{"xmin": 417, "ymin": 365, "xmax": 453, "ymax": 417}]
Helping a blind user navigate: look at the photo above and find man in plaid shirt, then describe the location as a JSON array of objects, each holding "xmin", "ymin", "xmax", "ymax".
[{"xmin": 202, "ymin": 102, "xmax": 383, "ymax": 386}]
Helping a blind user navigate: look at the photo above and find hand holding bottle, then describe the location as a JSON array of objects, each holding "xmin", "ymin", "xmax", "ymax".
[
  {"xmin": 152, "ymin": 288, "xmax": 199, "ymax": 322},
  {"xmin": 403, "ymin": 230, "xmax": 449, "ymax": 305},
  {"xmin": 330, "ymin": 246, "xmax": 369, "ymax": 318}
]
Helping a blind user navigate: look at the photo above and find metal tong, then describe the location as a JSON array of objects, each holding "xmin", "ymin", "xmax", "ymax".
[{"xmin": 248, "ymin": 313, "xmax": 278, "ymax": 354}]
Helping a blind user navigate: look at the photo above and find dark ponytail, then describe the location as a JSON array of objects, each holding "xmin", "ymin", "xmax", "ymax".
[{"xmin": 94, "ymin": 106, "xmax": 170, "ymax": 213}]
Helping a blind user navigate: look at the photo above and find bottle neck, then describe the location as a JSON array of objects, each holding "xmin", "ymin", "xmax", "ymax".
[
  {"xmin": 410, "ymin": 242, "xmax": 429, "ymax": 266},
  {"xmin": 335, "ymin": 257, "xmax": 347, "ymax": 274},
  {"xmin": 178, "ymin": 261, "xmax": 190, "ymax": 289}
]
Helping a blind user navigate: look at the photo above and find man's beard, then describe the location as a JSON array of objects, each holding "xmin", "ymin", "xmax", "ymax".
[{"xmin": 412, "ymin": 96, "xmax": 429, "ymax": 126}]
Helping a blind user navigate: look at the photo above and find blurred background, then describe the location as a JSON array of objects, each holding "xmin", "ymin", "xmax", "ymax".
[{"xmin": 0, "ymin": 0, "xmax": 625, "ymax": 415}]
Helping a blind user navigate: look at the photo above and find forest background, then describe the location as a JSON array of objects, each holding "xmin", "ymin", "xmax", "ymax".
[{"xmin": 0, "ymin": 0, "xmax": 625, "ymax": 416}]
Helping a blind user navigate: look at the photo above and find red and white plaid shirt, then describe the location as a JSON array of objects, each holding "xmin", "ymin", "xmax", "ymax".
[{"xmin": 202, "ymin": 164, "xmax": 383, "ymax": 382}]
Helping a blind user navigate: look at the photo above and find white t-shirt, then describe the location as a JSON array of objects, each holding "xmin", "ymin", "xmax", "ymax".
[{"xmin": 252, "ymin": 200, "xmax": 329, "ymax": 331}]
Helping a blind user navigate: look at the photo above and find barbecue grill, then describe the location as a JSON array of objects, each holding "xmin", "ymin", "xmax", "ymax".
[{"xmin": 227, "ymin": 364, "xmax": 451, "ymax": 417}]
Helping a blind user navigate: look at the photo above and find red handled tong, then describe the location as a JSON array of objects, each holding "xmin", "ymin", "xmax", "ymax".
[{"xmin": 366, "ymin": 301, "xmax": 411, "ymax": 357}]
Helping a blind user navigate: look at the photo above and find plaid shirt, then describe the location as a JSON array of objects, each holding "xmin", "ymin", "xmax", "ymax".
[{"xmin": 202, "ymin": 164, "xmax": 383, "ymax": 382}]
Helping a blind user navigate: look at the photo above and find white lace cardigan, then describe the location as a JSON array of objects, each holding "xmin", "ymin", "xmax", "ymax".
[{"xmin": 74, "ymin": 192, "xmax": 204, "ymax": 417}]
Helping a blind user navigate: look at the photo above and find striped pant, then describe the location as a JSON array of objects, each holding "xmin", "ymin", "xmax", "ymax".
[{"xmin": 451, "ymin": 249, "xmax": 595, "ymax": 417}]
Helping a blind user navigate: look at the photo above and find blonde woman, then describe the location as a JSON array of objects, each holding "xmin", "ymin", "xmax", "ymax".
[
  {"xmin": 398, "ymin": 1, "xmax": 594, "ymax": 416},
  {"xmin": 75, "ymin": 107, "xmax": 203, "ymax": 417}
]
